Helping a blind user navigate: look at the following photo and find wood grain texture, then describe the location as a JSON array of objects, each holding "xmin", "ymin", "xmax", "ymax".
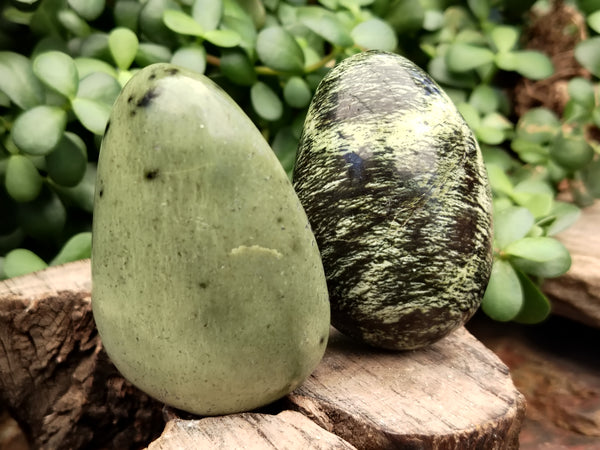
[
  {"xmin": 147, "ymin": 411, "xmax": 357, "ymax": 449},
  {"xmin": 293, "ymin": 51, "xmax": 493, "ymax": 350},
  {"xmin": 288, "ymin": 327, "xmax": 525, "ymax": 449},
  {"xmin": 0, "ymin": 261, "xmax": 164, "ymax": 450},
  {"xmin": 543, "ymin": 201, "xmax": 600, "ymax": 327}
]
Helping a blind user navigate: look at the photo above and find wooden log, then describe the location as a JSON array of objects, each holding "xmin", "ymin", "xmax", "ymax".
[
  {"xmin": 287, "ymin": 327, "xmax": 525, "ymax": 449},
  {"xmin": 0, "ymin": 261, "xmax": 164, "ymax": 450},
  {"xmin": 543, "ymin": 201, "xmax": 600, "ymax": 328},
  {"xmin": 0, "ymin": 260, "xmax": 525, "ymax": 449},
  {"xmin": 148, "ymin": 411, "xmax": 358, "ymax": 449}
]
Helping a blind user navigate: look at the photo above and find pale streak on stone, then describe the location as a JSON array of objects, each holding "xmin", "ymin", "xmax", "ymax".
[{"xmin": 229, "ymin": 245, "xmax": 283, "ymax": 259}]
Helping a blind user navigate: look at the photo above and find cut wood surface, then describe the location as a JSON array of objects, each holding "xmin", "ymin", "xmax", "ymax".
[
  {"xmin": 543, "ymin": 201, "xmax": 600, "ymax": 328},
  {"xmin": 148, "ymin": 411, "xmax": 358, "ymax": 449},
  {"xmin": 0, "ymin": 260, "xmax": 525, "ymax": 449}
]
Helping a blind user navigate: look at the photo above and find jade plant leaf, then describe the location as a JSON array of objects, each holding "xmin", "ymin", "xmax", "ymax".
[
  {"xmin": 446, "ymin": 43, "xmax": 495, "ymax": 72},
  {"xmin": 493, "ymin": 205, "xmax": 534, "ymax": 250},
  {"xmin": 72, "ymin": 97, "xmax": 112, "ymax": 135},
  {"xmin": 481, "ymin": 259, "xmax": 523, "ymax": 322},
  {"xmin": 12, "ymin": 105, "xmax": 67, "ymax": 155},
  {"xmin": 192, "ymin": 0, "xmax": 223, "ymax": 31},
  {"xmin": 0, "ymin": 51, "xmax": 45, "ymax": 109},
  {"xmin": 250, "ymin": 81, "xmax": 283, "ymax": 121},
  {"xmin": 33, "ymin": 51, "xmax": 79, "ymax": 99},
  {"xmin": 505, "ymin": 237, "xmax": 571, "ymax": 278},
  {"xmin": 513, "ymin": 268, "xmax": 551, "ymax": 324},
  {"xmin": 109, "ymin": 27, "xmax": 139, "ymax": 70},
  {"xmin": 575, "ymin": 36, "xmax": 600, "ymax": 77},
  {"xmin": 351, "ymin": 18, "xmax": 398, "ymax": 52},
  {"xmin": 256, "ymin": 26, "xmax": 304, "ymax": 73}
]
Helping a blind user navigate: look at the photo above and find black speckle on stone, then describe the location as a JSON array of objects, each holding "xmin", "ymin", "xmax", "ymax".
[
  {"xmin": 167, "ymin": 67, "xmax": 179, "ymax": 76},
  {"xmin": 137, "ymin": 88, "xmax": 159, "ymax": 108},
  {"xmin": 199, "ymin": 282, "xmax": 208, "ymax": 289},
  {"xmin": 319, "ymin": 336, "xmax": 326, "ymax": 345},
  {"xmin": 149, "ymin": 73, "xmax": 157, "ymax": 81},
  {"xmin": 99, "ymin": 189, "xmax": 104, "ymax": 198},
  {"xmin": 144, "ymin": 169, "xmax": 159, "ymax": 180},
  {"xmin": 127, "ymin": 95, "xmax": 134, "ymax": 103}
]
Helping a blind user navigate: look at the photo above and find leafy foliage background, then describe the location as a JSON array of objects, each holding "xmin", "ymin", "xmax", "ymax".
[{"xmin": 1, "ymin": 0, "xmax": 599, "ymax": 322}]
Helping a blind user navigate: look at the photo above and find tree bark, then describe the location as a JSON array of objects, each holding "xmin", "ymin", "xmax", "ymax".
[{"xmin": 0, "ymin": 262, "xmax": 164, "ymax": 450}]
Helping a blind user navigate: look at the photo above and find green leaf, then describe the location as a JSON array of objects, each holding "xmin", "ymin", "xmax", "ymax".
[
  {"xmin": 171, "ymin": 46, "xmax": 207, "ymax": 74},
  {"xmin": 489, "ymin": 25, "xmax": 519, "ymax": 53},
  {"xmin": 163, "ymin": 9, "xmax": 204, "ymax": 36},
  {"xmin": 284, "ymin": 76, "xmax": 312, "ymax": 108},
  {"xmin": 457, "ymin": 102, "xmax": 481, "ymax": 130},
  {"xmin": 446, "ymin": 43, "xmax": 495, "ymax": 72},
  {"xmin": 476, "ymin": 126, "xmax": 505, "ymax": 145},
  {"xmin": 51, "ymin": 163, "xmax": 96, "ymax": 213},
  {"xmin": 33, "ymin": 51, "xmax": 79, "ymax": 99},
  {"xmin": 297, "ymin": 6, "xmax": 353, "ymax": 47},
  {"xmin": 385, "ymin": 0, "xmax": 424, "ymax": 33},
  {"xmin": 545, "ymin": 201, "xmax": 581, "ymax": 236},
  {"xmin": 46, "ymin": 132, "xmax": 87, "ymax": 187},
  {"xmin": 513, "ymin": 269, "xmax": 551, "ymax": 324},
  {"xmin": 481, "ymin": 259, "xmax": 523, "ymax": 322},
  {"xmin": 68, "ymin": 0, "xmax": 105, "ymax": 20},
  {"xmin": 567, "ymin": 77, "xmax": 595, "ymax": 109},
  {"xmin": 549, "ymin": 131, "xmax": 594, "ymax": 171},
  {"xmin": 0, "ymin": 51, "xmax": 45, "ymax": 109},
  {"xmin": 12, "ymin": 106, "xmax": 67, "ymax": 155},
  {"xmin": 135, "ymin": 43, "xmax": 173, "ymax": 66},
  {"xmin": 114, "ymin": 0, "xmax": 142, "ymax": 30},
  {"xmin": 77, "ymin": 72, "xmax": 122, "ymax": 105},
  {"xmin": 220, "ymin": 48, "xmax": 256, "ymax": 85},
  {"xmin": 16, "ymin": 186, "xmax": 67, "ymax": 239},
  {"xmin": 109, "ymin": 27, "xmax": 139, "ymax": 70},
  {"xmin": 469, "ymin": 84, "xmax": 499, "ymax": 114},
  {"xmin": 510, "ymin": 190, "xmax": 553, "ymax": 219},
  {"xmin": 72, "ymin": 98, "xmax": 111, "ymax": 135},
  {"xmin": 3, "ymin": 248, "xmax": 48, "ymax": 278},
  {"xmin": 203, "ymin": 29, "xmax": 242, "ymax": 47},
  {"xmin": 510, "ymin": 50, "xmax": 554, "ymax": 80},
  {"xmin": 467, "ymin": 0, "xmax": 490, "ymax": 21},
  {"xmin": 192, "ymin": 0, "xmax": 223, "ymax": 31},
  {"xmin": 5, "ymin": 155, "xmax": 43, "ymax": 203},
  {"xmin": 351, "ymin": 18, "xmax": 397, "ymax": 52},
  {"xmin": 588, "ymin": 10, "xmax": 600, "ymax": 33},
  {"xmin": 515, "ymin": 107, "xmax": 560, "ymax": 143},
  {"xmin": 505, "ymin": 237, "xmax": 571, "ymax": 278},
  {"xmin": 575, "ymin": 37, "xmax": 600, "ymax": 78},
  {"xmin": 493, "ymin": 205, "xmax": 534, "ymax": 249},
  {"xmin": 50, "ymin": 232, "xmax": 92, "ymax": 266},
  {"xmin": 139, "ymin": 0, "xmax": 181, "ymax": 47},
  {"xmin": 485, "ymin": 163, "xmax": 513, "ymax": 196},
  {"xmin": 256, "ymin": 26, "xmax": 304, "ymax": 73},
  {"xmin": 75, "ymin": 57, "xmax": 118, "ymax": 79},
  {"xmin": 581, "ymin": 156, "xmax": 600, "ymax": 199},
  {"xmin": 250, "ymin": 81, "xmax": 283, "ymax": 121},
  {"xmin": 57, "ymin": 9, "xmax": 92, "ymax": 37}
]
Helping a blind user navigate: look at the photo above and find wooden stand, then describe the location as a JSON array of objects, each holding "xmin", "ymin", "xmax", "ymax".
[{"xmin": 0, "ymin": 260, "xmax": 525, "ymax": 449}]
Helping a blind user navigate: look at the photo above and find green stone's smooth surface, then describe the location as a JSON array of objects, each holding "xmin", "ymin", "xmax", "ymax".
[
  {"xmin": 92, "ymin": 64, "xmax": 329, "ymax": 416},
  {"xmin": 293, "ymin": 51, "xmax": 493, "ymax": 351}
]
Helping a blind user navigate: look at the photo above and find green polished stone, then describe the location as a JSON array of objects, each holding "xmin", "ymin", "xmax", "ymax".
[{"xmin": 92, "ymin": 64, "xmax": 329, "ymax": 415}]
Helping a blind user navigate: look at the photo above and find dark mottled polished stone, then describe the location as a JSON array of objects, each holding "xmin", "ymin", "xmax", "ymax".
[{"xmin": 293, "ymin": 51, "xmax": 493, "ymax": 350}]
